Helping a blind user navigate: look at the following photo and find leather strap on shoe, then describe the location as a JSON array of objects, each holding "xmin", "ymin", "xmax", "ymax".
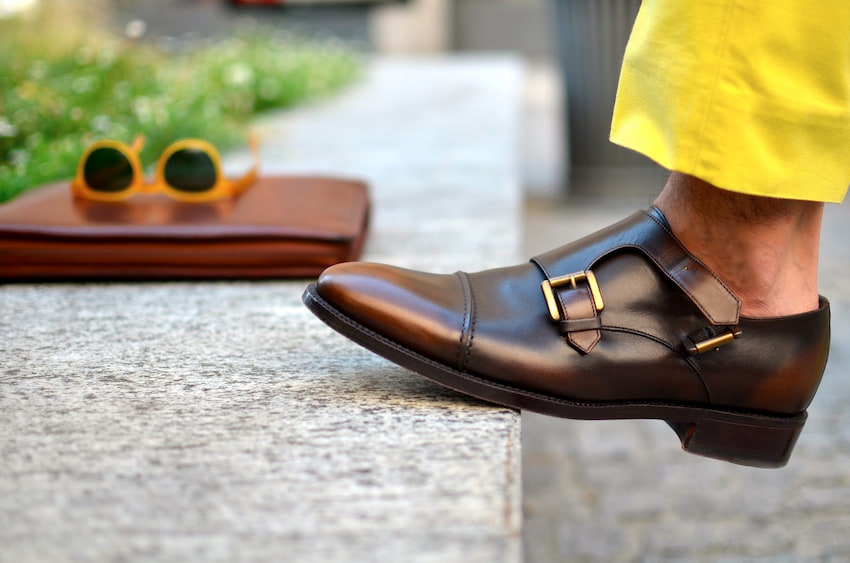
[
  {"xmin": 558, "ymin": 284, "xmax": 602, "ymax": 353},
  {"xmin": 539, "ymin": 270, "xmax": 604, "ymax": 353},
  {"xmin": 640, "ymin": 207, "xmax": 740, "ymax": 325},
  {"xmin": 532, "ymin": 208, "xmax": 741, "ymax": 347}
]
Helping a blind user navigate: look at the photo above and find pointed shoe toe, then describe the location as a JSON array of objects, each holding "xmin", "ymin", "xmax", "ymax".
[
  {"xmin": 310, "ymin": 262, "xmax": 471, "ymax": 368},
  {"xmin": 303, "ymin": 208, "xmax": 831, "ymax": 467}
]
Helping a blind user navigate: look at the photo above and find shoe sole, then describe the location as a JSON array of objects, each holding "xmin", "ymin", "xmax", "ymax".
[{"xmin": 303, "ymin": 283, "xmax": 806, "ymax": 468}]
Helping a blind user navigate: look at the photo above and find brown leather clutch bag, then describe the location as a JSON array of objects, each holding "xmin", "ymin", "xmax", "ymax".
[{"xmin": 0, "ymin": 175, "xmax": 369, "ymax": 280}]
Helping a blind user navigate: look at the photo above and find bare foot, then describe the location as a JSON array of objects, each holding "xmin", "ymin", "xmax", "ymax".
[{"xmin": 653, "ymin": 173, "xmax": 822, "ymax": 317}]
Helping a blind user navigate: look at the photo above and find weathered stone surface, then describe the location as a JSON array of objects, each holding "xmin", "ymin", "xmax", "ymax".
[{"xmin": 0, "ymin": 57, "xmax": 523, "ymax": 562}]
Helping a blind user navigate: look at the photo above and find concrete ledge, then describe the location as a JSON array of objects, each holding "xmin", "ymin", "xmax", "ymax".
[{"xmin": 0, "ymin": 57, "xmax": 524, "ymax": 562}]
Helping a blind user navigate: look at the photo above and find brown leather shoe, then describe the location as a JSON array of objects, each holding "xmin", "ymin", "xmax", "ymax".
[{"xmin": 303, "ymin": 207, "xmax": 830, "ymax": 467}]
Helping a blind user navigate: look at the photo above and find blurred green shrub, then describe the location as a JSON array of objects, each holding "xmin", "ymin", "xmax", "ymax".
[{"xmin": 0, "ymin": 4, "xmax": 360, "ymax": 202}]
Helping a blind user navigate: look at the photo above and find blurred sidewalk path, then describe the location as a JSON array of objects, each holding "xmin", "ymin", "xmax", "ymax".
[
  {"xmin": 0, "ymin": 56, "xmax": 524, "ymax": 563},
  {"xmin": 521, "ymin": 195, "xmax": 850, "ymax": 561}
]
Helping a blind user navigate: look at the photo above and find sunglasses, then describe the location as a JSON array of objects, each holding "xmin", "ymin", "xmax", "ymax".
[{"xmin": 71, "ymin": 135, "xmax": 260, "ymax": 202}]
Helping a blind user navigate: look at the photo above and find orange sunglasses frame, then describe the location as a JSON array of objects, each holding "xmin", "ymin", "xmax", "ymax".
[{"xmin": 71, "ymin": 135, "xmax": 260, "ymax": 203}]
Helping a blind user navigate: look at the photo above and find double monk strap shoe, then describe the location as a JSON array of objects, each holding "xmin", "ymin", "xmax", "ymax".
[{"xmin": 302, "ymin": 207, "xmax": 830, "ymax": 467}]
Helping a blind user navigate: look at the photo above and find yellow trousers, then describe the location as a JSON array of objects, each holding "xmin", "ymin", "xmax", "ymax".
[{"xmin": 610, "ymin": 0, "xmax": 850, "ymax": 203}]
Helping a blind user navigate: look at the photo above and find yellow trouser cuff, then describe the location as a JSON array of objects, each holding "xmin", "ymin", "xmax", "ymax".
[{"xmin": 610, "ymin": 0, "xmax": 850, "ymax": 203}]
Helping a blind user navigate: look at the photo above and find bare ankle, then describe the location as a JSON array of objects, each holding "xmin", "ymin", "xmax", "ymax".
[{"xmin": 654, "ymin": 173, "xmax": 823, "ymax": 317}]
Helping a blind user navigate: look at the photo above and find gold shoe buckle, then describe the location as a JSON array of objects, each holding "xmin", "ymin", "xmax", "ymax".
[
  {"xmin": 686, "ymin": 327, "xmax": 743, "ymax": 355},
  {"xmin": 541, "ymin": 270, "xmax": 605, "ymax": 322}
]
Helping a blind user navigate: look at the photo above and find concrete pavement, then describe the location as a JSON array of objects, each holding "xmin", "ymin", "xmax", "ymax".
[{"xmin": 0, "ymin": 57, "xmax": 524, "ymax": 563}]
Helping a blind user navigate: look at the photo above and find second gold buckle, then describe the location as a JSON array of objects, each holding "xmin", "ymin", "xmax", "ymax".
[{"xmin": 541, "ymin": 270, "xmax": 605, "ymax": 322}]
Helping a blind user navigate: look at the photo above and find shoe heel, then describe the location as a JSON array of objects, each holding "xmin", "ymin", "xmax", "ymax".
[{"xmin": 668, "ymin": 411, "xmax": 807, "ymax": 468}]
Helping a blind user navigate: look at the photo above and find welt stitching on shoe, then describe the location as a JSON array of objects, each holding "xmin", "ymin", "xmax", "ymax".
[
  {"xmin": 464, "ymin": 274, "xmax": 478, "ymax": 372},
  {"xmin": 455, "ymin": 271, "xmax": 470, "ymax": 371},
  {"xmin": 310, "ymin": 287, "xmax": 795, "ymax": 421}
]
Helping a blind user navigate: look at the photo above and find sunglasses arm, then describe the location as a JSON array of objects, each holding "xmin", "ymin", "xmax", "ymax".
[
  {"xmin": 229, "ymin": 134, "xmax": 261, "ymax": 197},
  {"xmin": 130, "ymin": 134, "xmax": 146, "ymax": 153}
]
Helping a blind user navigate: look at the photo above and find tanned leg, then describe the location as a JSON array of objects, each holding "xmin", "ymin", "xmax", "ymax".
[{"xmin": 654, "ymin": 172, "xmax": 823, "ymax": 317}]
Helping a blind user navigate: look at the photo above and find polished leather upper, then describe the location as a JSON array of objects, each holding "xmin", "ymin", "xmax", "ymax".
[{"xmin": 316, "ymin": 208, "xmax": 830, "ymax": 416}]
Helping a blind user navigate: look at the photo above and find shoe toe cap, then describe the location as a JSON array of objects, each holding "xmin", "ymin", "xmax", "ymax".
[{"xmin": 316, "ymin": 262, "xmax": 467, "ymax": 366}]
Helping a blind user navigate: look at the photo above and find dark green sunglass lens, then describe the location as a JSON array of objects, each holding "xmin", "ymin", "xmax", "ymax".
[
  {"xmin": 83, "ymin": 147, "xmax": 134, "ymax": 193},
  {"xmin": 163, "ymin": 149, "xmax": 217, "ymax": 193}
]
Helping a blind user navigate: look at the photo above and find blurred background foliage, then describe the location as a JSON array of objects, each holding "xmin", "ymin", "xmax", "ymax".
[{"xmin": 0, "ymin": 0, "xmax": 361, "ymax": 202}]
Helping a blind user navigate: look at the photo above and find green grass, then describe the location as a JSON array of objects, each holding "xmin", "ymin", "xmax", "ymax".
[{"xmin": 0, "ymin": 7, "xmax": 360, "ymax": 203}]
